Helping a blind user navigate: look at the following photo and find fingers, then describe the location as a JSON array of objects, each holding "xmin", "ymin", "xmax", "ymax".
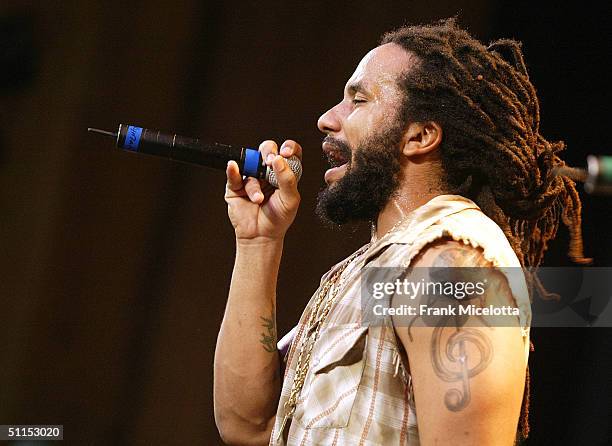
[
  {"xmin": 244, "ymin": 177, "xmax": 264, "ymax": 203},
  {"xmin": 245, "ymin": 140, "xmax": 279, "ymax": 204},
  {"xmin": 260, "ymin": 140, "xmax": 279, "ymax": 169},
  {"xmin": 225, "ymin": 161, "xmax": 243, "ymax": 192},
  {"xmin": 225, "ymin": 161, "xmax": 264, "ymax": 203},
  {"xmin": 225, "ymin": 139, "xmax": 302, "ymax": 207},
  {"xmin": 272, "ymin": 155, "xmax": 300, "ymax": 208},
  {"xmin": 279, "ymin": 140, "xmax": 302, "ymax": 161}
]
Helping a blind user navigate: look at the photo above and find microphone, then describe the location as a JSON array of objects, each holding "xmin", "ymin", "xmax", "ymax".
[
  {"xmin": 553, "ymin": 155, "xmax": 612, "ymax": 195},
  {"xmin": 87, "ymin": 124, "xmax": 302, "ymax": 188}
]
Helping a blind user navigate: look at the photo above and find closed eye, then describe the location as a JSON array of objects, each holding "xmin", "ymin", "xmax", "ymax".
[{"xmin": 352, "ymin": 98, "xmax": 367, "ymax": 104}]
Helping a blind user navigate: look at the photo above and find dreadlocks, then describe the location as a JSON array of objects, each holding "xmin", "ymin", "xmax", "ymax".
[
  {"xmin": 382, "ymin": 18, "xmax": 590, "ymax": 440},
  {"xmin": 381, "ymin": 18, "xmax": 589, "ymax": 269}
]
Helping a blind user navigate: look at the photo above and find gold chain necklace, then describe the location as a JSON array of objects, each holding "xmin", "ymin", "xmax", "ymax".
[{"xmin": 277, "ymin": 245, "xmax": 369, "ymax": 438}]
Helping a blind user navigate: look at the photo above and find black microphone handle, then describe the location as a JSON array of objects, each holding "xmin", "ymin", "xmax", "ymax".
[
  {"xmin": 113, "ymin": 124, "xmax": 302, "ymax": 188},
  {"xmin": 118, "ymin": 124, "xmax": 256, "ymax": 172}
]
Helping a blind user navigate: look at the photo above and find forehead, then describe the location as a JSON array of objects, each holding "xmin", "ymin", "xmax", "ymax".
[{"xmin": 346, "ymin": 42, "xmax": 416, "ymax": 93}]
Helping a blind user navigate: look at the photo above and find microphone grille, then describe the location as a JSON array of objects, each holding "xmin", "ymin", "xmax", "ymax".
[{"xmin": 266, "ymin": 156, "xmax": 303, "ymax": 188}]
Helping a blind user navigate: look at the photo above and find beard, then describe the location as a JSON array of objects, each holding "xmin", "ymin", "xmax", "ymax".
[{"xmin": 316, "ymin": 121, "xmax": 404, "ymax": 225}]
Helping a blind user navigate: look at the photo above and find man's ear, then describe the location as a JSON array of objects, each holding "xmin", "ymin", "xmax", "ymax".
[{"xmin": 400, "ymin": 121, "xmax": 443, "ymax": 157}]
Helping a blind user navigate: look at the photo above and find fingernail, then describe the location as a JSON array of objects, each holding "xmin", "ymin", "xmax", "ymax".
[
  {"xmin": 254, "ymin": 192, "xmax": 263, "ymax": 201},
  {"xmin": 281, "ymin": 146, "xmax": 291, "ymax": 156},
  {"xmin": 266, "ymin": 153, "xmax": 275, "ymax": 164}
]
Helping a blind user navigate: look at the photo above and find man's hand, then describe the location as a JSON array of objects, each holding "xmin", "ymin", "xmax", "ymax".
[{"xmin": 225, "ymin": 140, "xmax": 302, "ymax": 242}]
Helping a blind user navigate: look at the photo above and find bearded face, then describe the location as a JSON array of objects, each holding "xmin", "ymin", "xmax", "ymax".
[
  {"xmin": 315, "ymin": 43, "xmax": 419, "ymax": 226},
  {"xmin": 315, "ymin": 118, "xmax": 405, "ymax": 225}
]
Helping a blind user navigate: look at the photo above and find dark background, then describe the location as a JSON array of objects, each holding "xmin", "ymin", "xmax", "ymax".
[{"xmin": 1, "ymin": 1, "xmax": 611, "ymax": 444}]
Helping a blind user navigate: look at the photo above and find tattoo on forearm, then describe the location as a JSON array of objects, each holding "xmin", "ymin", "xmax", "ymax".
[
  {"xmin": 259, "ymin": 314, "xmax": 277, "ymax": 353},
  {"xmin": 431, "ymin": 326, "xmax": 493, "ymax": 411}
]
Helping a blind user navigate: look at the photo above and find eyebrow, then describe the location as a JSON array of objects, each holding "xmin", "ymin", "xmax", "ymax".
[{"xmin": 345, "ymin": 80, "xmax": 368, "ymax": 95}]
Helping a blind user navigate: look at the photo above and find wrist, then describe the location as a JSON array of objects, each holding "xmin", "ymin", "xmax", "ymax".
[
  {"xmin": 234, "ymin": 238, "xmax": 284, "ymax": 285},
  {"xmin": 236, "ymin": 236, "xmax": 285, "ymax": 249},
  {"xmin": 236, "ymin": 237, "xmax": 284, "ymax": 261}
]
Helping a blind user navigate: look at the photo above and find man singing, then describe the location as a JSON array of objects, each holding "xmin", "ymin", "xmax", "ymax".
[{"xmin": 213, "ymin": 18, "xmax": 587, "ymax": 445}]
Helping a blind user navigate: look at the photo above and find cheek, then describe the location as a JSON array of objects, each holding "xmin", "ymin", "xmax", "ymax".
[
  {"xmin": 343, "ymin": 114, "xmax": 365, "ymax": 147},
  {"xmin": 344, "ymin": 100, "xmax": 392, "ymax": 144}
]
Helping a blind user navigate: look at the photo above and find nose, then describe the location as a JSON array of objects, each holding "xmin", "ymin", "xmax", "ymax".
[{"xmin": 317, "ymin": 104, "xmax": 341, "ymax": 134}]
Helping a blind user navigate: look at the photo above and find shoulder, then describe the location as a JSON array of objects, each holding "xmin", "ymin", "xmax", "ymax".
[
  {"xmin": 410, "ymin": 237, "xmax": 492, "ymax": 268},
  {"xmin": 403, "ymin": 238, "xmax": 518, "ymax": 311}
]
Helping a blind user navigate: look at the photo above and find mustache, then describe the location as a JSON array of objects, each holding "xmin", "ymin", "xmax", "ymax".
[{"xmin": 323, "ymin": 136, "xmax": 352, "ymax": 159}]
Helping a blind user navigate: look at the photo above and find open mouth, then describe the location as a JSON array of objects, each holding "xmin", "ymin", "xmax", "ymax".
[
  {"xmin": 322, "ymin": 140, "xmax": 350, "ymax": 168},
  {"xmin": 322, "ymin": 140, "xmax": 351, "ymax": 184},
  {"xmin": 325, "ymin": 149, "xmax": 349, "ymax": 168}
]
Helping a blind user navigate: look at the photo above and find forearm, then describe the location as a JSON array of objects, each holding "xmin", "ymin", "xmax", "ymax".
[{"xmin": 214, "ymin": 239, "xmax": 283, "ymax": 443}]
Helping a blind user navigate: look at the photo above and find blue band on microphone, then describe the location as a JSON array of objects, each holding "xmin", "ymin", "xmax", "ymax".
[
  {"xmin": 123, "ymin": 126, "xmax": 143, "ymax": 151},
  {"xmin": 243, "ymin": 148, "xmax": 260, "ymax": 178}
]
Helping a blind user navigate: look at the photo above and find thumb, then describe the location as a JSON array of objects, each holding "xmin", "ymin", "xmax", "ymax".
[{"xmin": 272, "ymin": 155, "xmax": 300, "ymax": 207}]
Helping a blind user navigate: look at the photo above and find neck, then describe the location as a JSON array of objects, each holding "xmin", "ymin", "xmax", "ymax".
[{"xmin": 374, "ymin": 173, "xmax": 447, "ymax": 240}]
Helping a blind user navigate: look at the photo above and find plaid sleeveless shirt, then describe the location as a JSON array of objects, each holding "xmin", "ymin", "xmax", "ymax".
[{"xmin": 270, "ymin": 195, "xmax": 531, "ymax": 445}]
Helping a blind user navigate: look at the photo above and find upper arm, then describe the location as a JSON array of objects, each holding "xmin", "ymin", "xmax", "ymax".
[{"xmin": 392, "ymin": 239, "xmax": 526, "ymax": 446}]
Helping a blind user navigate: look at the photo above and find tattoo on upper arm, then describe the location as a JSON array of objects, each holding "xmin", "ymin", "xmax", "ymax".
[
  {"xmin": 259, "ymin": 314, "xmax": 277, "ymax": 353},
  {"xmin": 432, "ymin": 244, "xmax": 491, "ymax": 268},
  {"xmin": 431, "ymin": 325, "xmax": 493, "ymax": 411},
  {"xmin": 415, "ymin": 243, "xmax": 495, "ymax": 412}
]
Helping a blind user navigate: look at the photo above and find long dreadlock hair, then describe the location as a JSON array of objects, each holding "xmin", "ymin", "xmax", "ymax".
[
  {"xmin": 381, "ymin": 18, "xmax": 589, "ymax": 269},
  {"xmin": 381, "ymin": 18, "xmax": 590, "ymax": 440}
]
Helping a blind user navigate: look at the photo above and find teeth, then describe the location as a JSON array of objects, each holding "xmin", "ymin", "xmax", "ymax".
[{"xmin": 326, "ymin": 151, "xmax": 347, "ymax": 168}]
